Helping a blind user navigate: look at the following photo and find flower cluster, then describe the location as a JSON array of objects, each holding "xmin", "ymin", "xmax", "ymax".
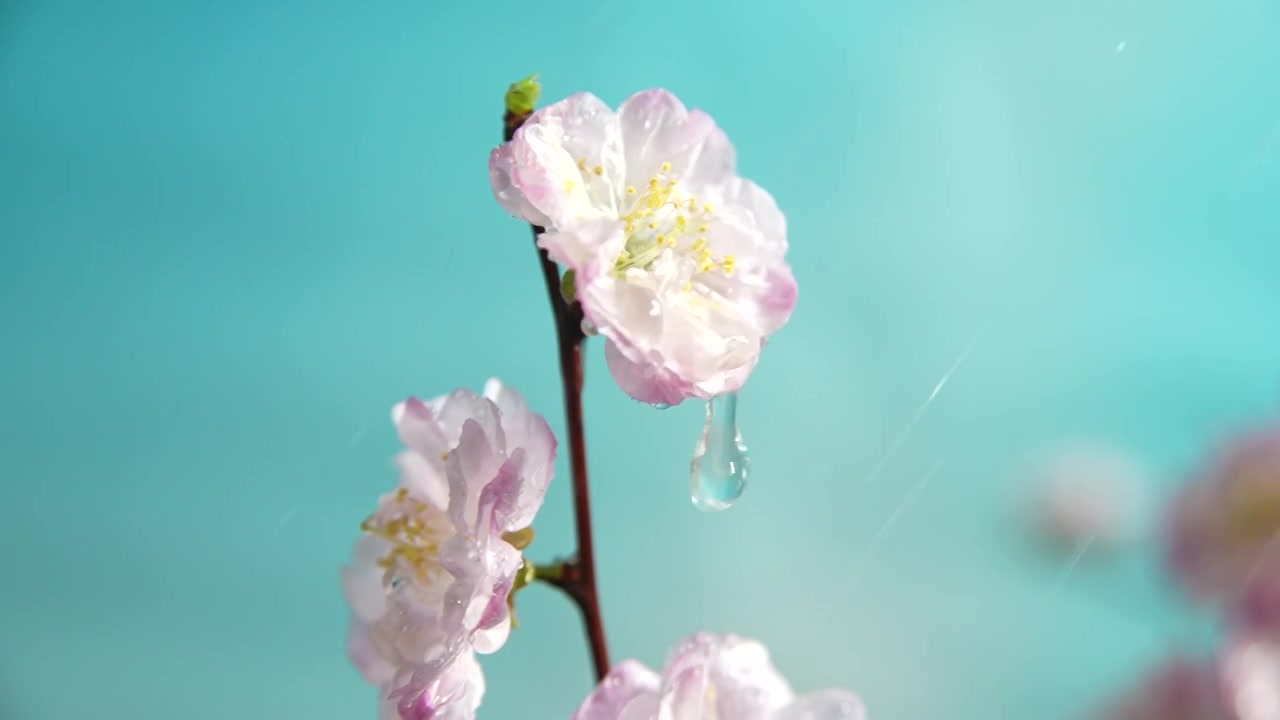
[
  {"xmin": 1097, "ymin": 420, "xmax": 1280, "ymax": 720},
  {"xmin": 339, "ymin": 83, "xmax": 860, "ymax": 720},
  {"xmin": 341, "ymin": 380, "xmax": 555, "ymax": 719},
  {"xmin": 490, "ymin": 89, "xmax": 798, "ymax": 408}
]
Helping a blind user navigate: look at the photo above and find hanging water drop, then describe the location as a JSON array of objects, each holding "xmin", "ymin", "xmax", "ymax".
[
  {"xmin": 689, "ymin": 392, "xmax": 750, "ymax": 511},
  {"xmin": 651, "ymin": 402, "xmax": 671, "ymax": 410}
]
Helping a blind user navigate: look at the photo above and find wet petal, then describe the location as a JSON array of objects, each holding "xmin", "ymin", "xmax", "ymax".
[
  {"xmin": 493, "ymin": 92, "xmax": 624, "ymax": 228},
  {"xmin": 773, "ymin": 691, "xmax": 867, "ymax": 720},
  {"xmin": 617, "ymin": 89, "xmax": 720, "ymax": 188},
  {"xmin": 573, "ymin": 661, "xmax": 662, "ymax": 720},
  {"xmin": 658, "ymin": 633, "xmax": 795, "ymax": 720}
]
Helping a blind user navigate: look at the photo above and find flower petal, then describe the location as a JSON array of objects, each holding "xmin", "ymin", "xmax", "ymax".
[
  {"xmin": 483, "ymin": 381, "xmax": 557, "ymax": 529},
  {"xmin": 396, "ymin": 449, "xmax": 449, "ymax": 511},
  {"xmin": 495, "ymin": 92, "xmax": 624, "ymax": 228},
  {"xmin": 470, "ymin": 613, "xmax": 511, "ymax": 655},
  {"xmin": 682, "ymin": 122, "xmax": 737, "ymax": 189},
  {"xmin": 720, "ymin": 178, "xmax": 788, "ymax": 258},
  {"xmin": 431, "ymin": 390, "xmax": 505, "ymax": 453},
  {"xmin": 658, "ymin": 633, "xmax": 795, "ymax": 720},
  {"xmin": 342, "ymin": 536, "xmax": 391, "ymax": 624},
  {"xmin": 772, "ymin": 691, "xmax": 867, "ymax": 720},
  {"xmin": 603, "ymin": 337, "xmax": 694, "ymax": 407},
  {"xmin": 396, "ymin": 397, "xmax": 447, "ymax": 449},
  {"xmin": 617, "ymin": 90, "xmax": 722, "ymax": 188},
  {"xmin": 573, "ymin": 660, "xmax": 663, "ymax": 720},
  {"xmin": 538, "ymin": 218, "xmax": 625, "ymax": 276},
  {"xmin": 440, "ymin": 450, "xmax": 526, "ymax": 654},
  {"xmin": 490, "ymin": 141, "xmax": 553, "ymax": 227},
  {"xmin": 388, "ymin": 650, "xmax": 486, "ymax": 720},
  {"xmin": 349, "ymin": 620, "xmax": 397, "ymax": 686},
  {"xmin": 444, "ymin": 419, "xmax": 501, "ymax": 532}
]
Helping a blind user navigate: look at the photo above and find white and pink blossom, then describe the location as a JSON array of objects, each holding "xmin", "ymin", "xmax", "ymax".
[
  {"xmin": 573, "ymin": 633, "xmax": 866, "ymax": 720},
  {"xmin": 490, "ymin": 89, "xmax": 797, "ymax": 407},
  {"xmin": 341, "ymin": 379, "xmax": 556, "ymax": 719}
]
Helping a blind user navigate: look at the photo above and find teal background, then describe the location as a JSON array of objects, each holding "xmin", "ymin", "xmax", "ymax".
[{"xmin": 2, "ymin": 1, "xmax": 1279, "ymax": 718}]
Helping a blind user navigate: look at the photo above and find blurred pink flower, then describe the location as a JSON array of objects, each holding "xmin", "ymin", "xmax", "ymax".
[
  {"xmin": 1095, "ymin": 658, "xmax": 1233, "ymax": 720},
  {"xmin": 573, "ymin": 633, "xmax": 866, "ymax": 720},
  {"xmin": 341, "ymin": 379, "xmax": 556, "ymax": 719},
  {"xmin": 1232, "ymin": 551, "xmax": 1280, "ymax": 635},
  {"xmin": 1029, "ymin": 445, "xmax": 1147, "ymax": 551},
  {"xmin": 1220, "ymin": 554, "xmax": 1280, "ymax": 720},
  {"xmin": 1166, "ymin": 423, "xmax": 1280, "ymax": 603},
  {"xmin": 490, "ymin": 89, "xmax": 797, "ymax": 406}
]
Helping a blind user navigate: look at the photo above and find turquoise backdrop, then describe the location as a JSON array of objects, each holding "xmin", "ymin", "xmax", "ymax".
[{"xmin": 2, "ymin": 1, "xmax": 1279, "ymax": 718}]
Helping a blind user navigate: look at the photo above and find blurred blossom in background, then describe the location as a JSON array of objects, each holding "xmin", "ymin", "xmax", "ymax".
[{"xmin": 1, "ymin": 1, "xmax": 1279, "ymax": 719}]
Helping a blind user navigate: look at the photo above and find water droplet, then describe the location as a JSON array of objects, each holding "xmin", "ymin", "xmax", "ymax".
[
  {"xmin": 651, "ymin": 402, "xmax": 671, "ymax": 410},
  {"xmin": 689, "ymin": 392, "xmax": 749, "ymax": 511},
  {"xmin": 580, "ymin": 318, "xmax": 598, "ymax": 336}
]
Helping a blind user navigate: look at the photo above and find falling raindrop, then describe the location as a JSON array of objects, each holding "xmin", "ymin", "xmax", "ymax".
[{"xmin": 689, "ymin": 392, "xmax": 750, "ymax": 511}]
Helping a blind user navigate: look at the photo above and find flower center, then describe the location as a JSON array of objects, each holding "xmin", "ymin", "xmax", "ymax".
[
  {"xmin": 577, "ymin": 158, "xmax": 737, "ymax": 285},
  {"xmin": 360, "ymin": 487, "xmax": 450, "ymax": 581}
]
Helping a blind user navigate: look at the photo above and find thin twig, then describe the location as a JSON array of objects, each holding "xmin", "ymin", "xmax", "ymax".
[{"xmin": 505, "ymin": 106, "xmax": 611, "ymax": 682}]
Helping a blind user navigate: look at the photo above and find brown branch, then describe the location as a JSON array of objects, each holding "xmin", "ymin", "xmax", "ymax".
[{"xmin": 505, "ymin": 107, "xmax": 611, "ymax": 683}]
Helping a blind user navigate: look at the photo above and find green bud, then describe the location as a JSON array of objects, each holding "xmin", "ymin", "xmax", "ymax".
[
  {"xmin": 560, "ymin": 269, "xmax": 577, "ymax": 302},
  {"xmin": 505, "ymin": 73, "xmax": 541, "ymax": 115}
]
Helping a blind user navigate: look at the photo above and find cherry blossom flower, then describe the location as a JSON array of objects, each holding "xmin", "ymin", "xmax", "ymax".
[
  {"xmin": 490, "ymin": 89, "xmax": 798, "ymax": 407},
  {"xmin": 1166, "ymin": 422, "xmax": 1280, "ymax": 603},
  {"xmin": 341, "ymin": 379, "xmax": 556, "ymax": 719},
  {"xmin": 1094, "ymin": 658, "xmax": 1233, "ymax": 720},
  {"xmin": 573, "ymin": 633, "xmax": 866, "ymax": 720}
]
